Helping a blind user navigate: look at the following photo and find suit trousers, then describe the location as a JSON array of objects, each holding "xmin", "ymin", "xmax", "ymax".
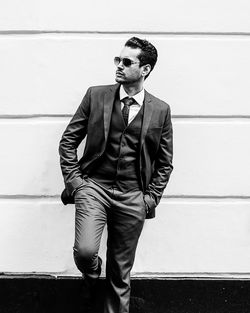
[{"xmin": 73, "ymin": 178, "xmax": 146, "ymax": 313}]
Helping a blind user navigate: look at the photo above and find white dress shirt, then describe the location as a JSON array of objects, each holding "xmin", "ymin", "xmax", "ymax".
[{"xmin": 119, "ymin": 86, "xmax": 145, "ymax": 125}]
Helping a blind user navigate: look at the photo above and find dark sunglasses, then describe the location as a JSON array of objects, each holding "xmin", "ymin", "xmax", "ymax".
[{"xmin": 114, "ymin": 57, "xmax": 140, "ymax": 67}]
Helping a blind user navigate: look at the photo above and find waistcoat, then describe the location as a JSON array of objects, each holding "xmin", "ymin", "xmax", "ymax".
[{"xmin": 89, "ymin": 96, "xmax": 144, "ymax": 191}]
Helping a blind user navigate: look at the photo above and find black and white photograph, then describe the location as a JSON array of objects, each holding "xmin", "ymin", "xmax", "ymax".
[{"xmin": 0, "ymin": 1, "xmax": 249, "ymax": 312}]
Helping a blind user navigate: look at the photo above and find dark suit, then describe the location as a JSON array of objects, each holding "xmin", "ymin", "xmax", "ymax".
[
  {"xmin": 59, "ymin": 83, "xmax": 173, "ymax": 218},
  {"xmin": 59, "ymin": 83, "xmax": 173, "ymax": 312}
]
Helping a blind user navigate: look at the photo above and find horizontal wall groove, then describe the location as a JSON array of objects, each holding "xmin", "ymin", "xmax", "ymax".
[
  {"xmin": 166, "ymin": 195, "xmax": 250, "ymax": 200},
  {"xmin": 0, "ymin": 114, "xmax": 72, "ymax": 119},
  {"xmin": 0, "ymin": 195, "xmax": 60, "ymax": 200},
  {"xmin": 1, "ymin": 30, "xmax": 250, "ymax": 37},
  {"xmin": 1, "ymin": 114, "xmax": 250, "ymax": 120},
  {"xmin": 0, "ymin": 195, "xmax": 250, "ymax": 200},
  {"xmin": 173, "ymin": 115, "xmax": 250, "ymax": 119}
]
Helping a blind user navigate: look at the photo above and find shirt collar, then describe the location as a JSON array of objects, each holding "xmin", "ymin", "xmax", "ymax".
[{"xmin": 119, "ymin": 85, "xmax": 145, "ymax": 107}]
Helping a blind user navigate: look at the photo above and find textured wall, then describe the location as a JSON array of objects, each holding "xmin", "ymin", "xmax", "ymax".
[{"xmin": 0, "ymin": 1, "xmax": 250, "ymax": 277}]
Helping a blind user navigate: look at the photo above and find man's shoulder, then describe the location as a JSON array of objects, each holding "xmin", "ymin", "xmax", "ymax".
[
  {"xmin": 146, "ymin": 90, "xmax": 170, "ymax": 111},
  {"xmin": 88, "ymin": 83, "xmax": 119, "ymax": 94}
]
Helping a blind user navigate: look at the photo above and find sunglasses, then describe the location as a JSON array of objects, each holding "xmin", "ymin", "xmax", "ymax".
[{"xmin": 114, "ymin": 57, "xmax": 140, "ymax": 67}]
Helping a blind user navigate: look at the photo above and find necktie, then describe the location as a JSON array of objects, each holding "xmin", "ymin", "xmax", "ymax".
[{"xmin": 121, "ymin": 97, "xmax": 135, "ymax": 126}]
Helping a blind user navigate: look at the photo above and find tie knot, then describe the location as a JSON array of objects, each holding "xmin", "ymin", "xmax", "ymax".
[{"xmin": 122, "ymin": 97, "xmax": 135, "ymax": 107}]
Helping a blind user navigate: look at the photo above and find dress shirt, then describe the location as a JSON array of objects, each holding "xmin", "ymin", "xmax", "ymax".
[{"xmin": 119, "ymin": 86, "xmax": 145, "ymax": 125}]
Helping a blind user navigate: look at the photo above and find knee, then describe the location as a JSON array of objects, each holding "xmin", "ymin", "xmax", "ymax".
[{"xmin": 73, "ymin": 245, "xmax": 96, "ymax": 265}]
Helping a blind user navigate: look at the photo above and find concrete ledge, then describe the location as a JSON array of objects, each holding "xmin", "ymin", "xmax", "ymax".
[{"xmin": 0, "ymin": 275, "xmax": 249, "ymax": 313}]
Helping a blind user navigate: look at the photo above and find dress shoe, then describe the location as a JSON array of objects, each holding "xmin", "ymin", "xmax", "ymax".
[{"xmin": 78, "ymin": 257, "xmax": 102, "ymax": 313}]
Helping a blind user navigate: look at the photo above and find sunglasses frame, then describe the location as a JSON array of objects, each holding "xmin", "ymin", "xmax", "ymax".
[{"xmin": 114, "ymin": 57, "xmax": 140, "ymax": 67}]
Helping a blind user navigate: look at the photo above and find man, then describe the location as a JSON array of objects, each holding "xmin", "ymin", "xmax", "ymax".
[{"xmin": 59, "ymin": 37, "xmax": 173, "ymax": 313}]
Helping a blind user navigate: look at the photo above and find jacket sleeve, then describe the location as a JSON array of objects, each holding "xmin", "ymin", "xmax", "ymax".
[
  {"xmin": 58, "ymin": 87, "xmax": 91, "ymax": 195},
  {"xmin": 144, "ymin": 105, "xmax": 173, "ymax": 210}
]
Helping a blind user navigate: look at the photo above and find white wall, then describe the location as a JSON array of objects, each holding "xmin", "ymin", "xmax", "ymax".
[{"xmin": 0, "ymin": 1, "xmax": 250, "ymax": 277}]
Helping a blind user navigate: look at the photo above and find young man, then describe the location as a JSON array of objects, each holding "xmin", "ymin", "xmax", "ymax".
[{"xmin": 59, "ymin": 37, "xmax": 173, "ymax": 313}]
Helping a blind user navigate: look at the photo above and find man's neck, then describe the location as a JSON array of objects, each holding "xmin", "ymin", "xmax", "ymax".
[{"xmin": 122, "ymin": 82, "xmax": 144, "ymax": 97}]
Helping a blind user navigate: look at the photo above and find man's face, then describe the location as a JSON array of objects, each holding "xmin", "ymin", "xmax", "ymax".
[{"xmin": 115, "ymin": 46, "xmax": 144, "ymax": 85}]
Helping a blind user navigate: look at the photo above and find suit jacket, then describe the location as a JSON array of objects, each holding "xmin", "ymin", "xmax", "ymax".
[{"xmin": 59, "ymin": 83, "xmax": 173, "ymax": 218}]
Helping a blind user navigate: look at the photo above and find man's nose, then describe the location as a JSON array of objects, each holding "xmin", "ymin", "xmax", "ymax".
[{"xmin": 117, "ymin": 60, "xmax": 124, "ymax": 69}]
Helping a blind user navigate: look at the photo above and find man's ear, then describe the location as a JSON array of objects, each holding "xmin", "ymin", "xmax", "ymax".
[{"xmin": 142, "ymin": 64, "xmax": 151, "ymax": 77}]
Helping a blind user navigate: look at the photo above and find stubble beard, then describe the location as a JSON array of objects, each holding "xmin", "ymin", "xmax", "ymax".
[{"xmin": 115, "ymin": 75, "xmax": 139, "ymax": 86}]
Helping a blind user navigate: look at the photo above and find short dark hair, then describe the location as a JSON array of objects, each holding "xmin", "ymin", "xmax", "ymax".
[{"xmin": 125, "ymin": 37, "xmax": 158, "ymax": 79}]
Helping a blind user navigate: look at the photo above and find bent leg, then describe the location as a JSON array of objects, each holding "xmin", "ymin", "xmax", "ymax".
[{"xmin": 73, "ymin": 180, "xmax": 108, "ymax": 279}]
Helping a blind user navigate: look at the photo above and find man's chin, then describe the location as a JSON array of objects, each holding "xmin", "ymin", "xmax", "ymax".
[{"xmin": 115, "ymin": 77, "xmax": 125, "ymax": 83}]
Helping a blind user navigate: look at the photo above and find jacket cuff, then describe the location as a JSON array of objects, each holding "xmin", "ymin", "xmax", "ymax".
[
  {"xmin": 143, "ymin": 194, "xmax": 156, "ymax": 211},
  {"xmin": 66, "ymin": 177, "xmax": 83, "ymax": 195}
]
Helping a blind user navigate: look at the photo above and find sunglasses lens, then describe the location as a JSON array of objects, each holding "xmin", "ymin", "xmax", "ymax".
[
  {"xmin": 114, "ymin": 57, "xmax": 133, "ymax": 67},
  {"xmin": 122, "ymin": 58, "xmax": 132, "ymax": 67}
]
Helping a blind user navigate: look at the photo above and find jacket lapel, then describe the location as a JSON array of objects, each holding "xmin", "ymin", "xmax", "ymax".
[
  {"xmin": 103, "ymin": 83, "xmax": 120, "ymax": 142},
  {"xmin": 103, "ymin": 85, "xmax": 153, "ymax": 148},
  {"xmin": 140, "ymin": 90, "xmax": 153, "ymax": 148}
]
